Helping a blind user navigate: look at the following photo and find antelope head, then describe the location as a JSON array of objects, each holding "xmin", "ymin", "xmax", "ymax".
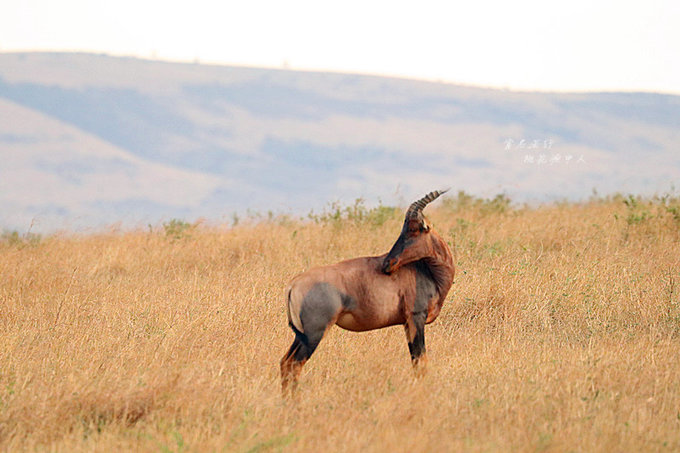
[{"xmin": 382, "ymin": 189, "xmax": 449, "ymax": 274}]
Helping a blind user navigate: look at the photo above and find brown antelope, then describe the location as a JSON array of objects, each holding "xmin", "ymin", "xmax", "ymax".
[{"xmin": 280, "ymin": 190, "xmax": 455, "ymax": 393}]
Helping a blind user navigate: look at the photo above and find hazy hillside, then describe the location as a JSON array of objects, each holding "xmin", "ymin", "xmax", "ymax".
[{"xmin": 1, "ymin": 52, "xmax": 679, "ymax": 232}]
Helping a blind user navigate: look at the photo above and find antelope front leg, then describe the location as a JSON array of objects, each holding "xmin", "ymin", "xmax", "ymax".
[{"xmin": 404, "ymin": 310, "xmax": 427, "ymax": 377}]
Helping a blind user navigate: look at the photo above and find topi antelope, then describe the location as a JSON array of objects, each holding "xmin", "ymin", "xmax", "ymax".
[{"xmin": 280, "ymin": 190, "xmax": 455, "ymax": 393}]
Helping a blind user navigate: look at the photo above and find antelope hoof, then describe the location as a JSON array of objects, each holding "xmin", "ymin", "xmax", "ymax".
[
  {"xmin": 412, "ymin": 354, "xmax": 428, "ymax": 378},
  {"xmin": 281, "ymin": 377, "xmax": 298, "ymax": 398}
]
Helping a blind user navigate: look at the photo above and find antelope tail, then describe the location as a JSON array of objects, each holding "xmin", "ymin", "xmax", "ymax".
[{"xmin": 286, "ymin": 285, "xmax": 304, "ymax": 333}]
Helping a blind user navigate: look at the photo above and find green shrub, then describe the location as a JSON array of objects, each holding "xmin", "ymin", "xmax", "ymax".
[
  {"xmin": 308, "ymin": 199, "xmax": 400, "ymax": 228},
  {"xmin": 162, "ymin": 219, "xmax": 195, "ymax": 240},
  {"xmin": 1, "ymin": 230, "xmax": 41, "ymax": 247}
]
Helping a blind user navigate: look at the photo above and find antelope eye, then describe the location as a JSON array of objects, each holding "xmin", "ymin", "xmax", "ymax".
[{"xmin": 407, "ymin": 220, "xmax": 420, "ymax": 232}]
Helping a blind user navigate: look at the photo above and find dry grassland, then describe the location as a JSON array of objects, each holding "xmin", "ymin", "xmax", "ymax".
[{"xmin": 1, "ymin": 195, "xmax": 679, "ymax": 452}]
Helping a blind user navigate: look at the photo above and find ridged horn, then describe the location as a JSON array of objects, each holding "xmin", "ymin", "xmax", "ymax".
[{"xmin": 406, "ymin": 188, "xmax": 450, "ymax": 218}]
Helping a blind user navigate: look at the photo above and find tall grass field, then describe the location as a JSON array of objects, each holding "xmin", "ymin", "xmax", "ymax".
[{"xmin": 1, "ymin": 194, "xmax": 679, "ymax": 452}]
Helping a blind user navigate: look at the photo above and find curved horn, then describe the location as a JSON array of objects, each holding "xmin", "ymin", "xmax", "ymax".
[{"xmin": 406, "ymin": 188, "xmax": 450, "ymax": 218}]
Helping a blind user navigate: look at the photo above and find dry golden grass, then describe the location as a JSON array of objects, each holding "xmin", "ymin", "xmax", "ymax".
[{"xmin": 1, "ymin": 195, "xmax": 679, "ymax": 452}]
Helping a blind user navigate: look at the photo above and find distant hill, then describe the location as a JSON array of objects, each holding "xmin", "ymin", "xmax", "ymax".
[{"xmin": 1, "ymin": 52, "xmax": 679, "ymax": 232}]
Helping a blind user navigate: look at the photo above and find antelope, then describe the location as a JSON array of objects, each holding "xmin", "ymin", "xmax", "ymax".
[{"xmin": 280, "ymin": 190, "xmax": 455, "ymax": 393}]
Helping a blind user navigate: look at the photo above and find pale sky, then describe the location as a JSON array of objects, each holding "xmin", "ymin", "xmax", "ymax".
[{"xmin": 2, "ymin": 0, "xmax": 679, "ymax": 94}]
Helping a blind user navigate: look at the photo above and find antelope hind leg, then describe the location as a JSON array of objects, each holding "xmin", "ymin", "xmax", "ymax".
[
  {"xmin": 280, "ymin": 322, "xmax": 329, "ymax": 396},
  {"xmin": 280, "ymin": 337, "xmax": 305, "ymax": 396},
  {"xmin": 281, "ymin": 282, "xmax": 343, "ymax": 395}
]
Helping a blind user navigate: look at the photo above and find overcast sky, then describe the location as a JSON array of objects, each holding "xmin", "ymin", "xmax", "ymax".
[{"xmin": 2, "ymin": 0, "xmax": 679, "ymax": 94}]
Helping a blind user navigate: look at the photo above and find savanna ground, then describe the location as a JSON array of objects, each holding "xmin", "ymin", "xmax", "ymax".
[{"xmin": 1, "ymin": 193, "xmax": 679, "ymax": 452}]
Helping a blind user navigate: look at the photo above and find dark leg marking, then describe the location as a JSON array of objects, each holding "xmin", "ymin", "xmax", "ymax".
[
  {"xmin": 406, "ymin": 310, "xmax": 428, "ymax": 377},
  {"xmin": 407, "ymin": 310, "xmax": 427, "ymax": 361}
]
